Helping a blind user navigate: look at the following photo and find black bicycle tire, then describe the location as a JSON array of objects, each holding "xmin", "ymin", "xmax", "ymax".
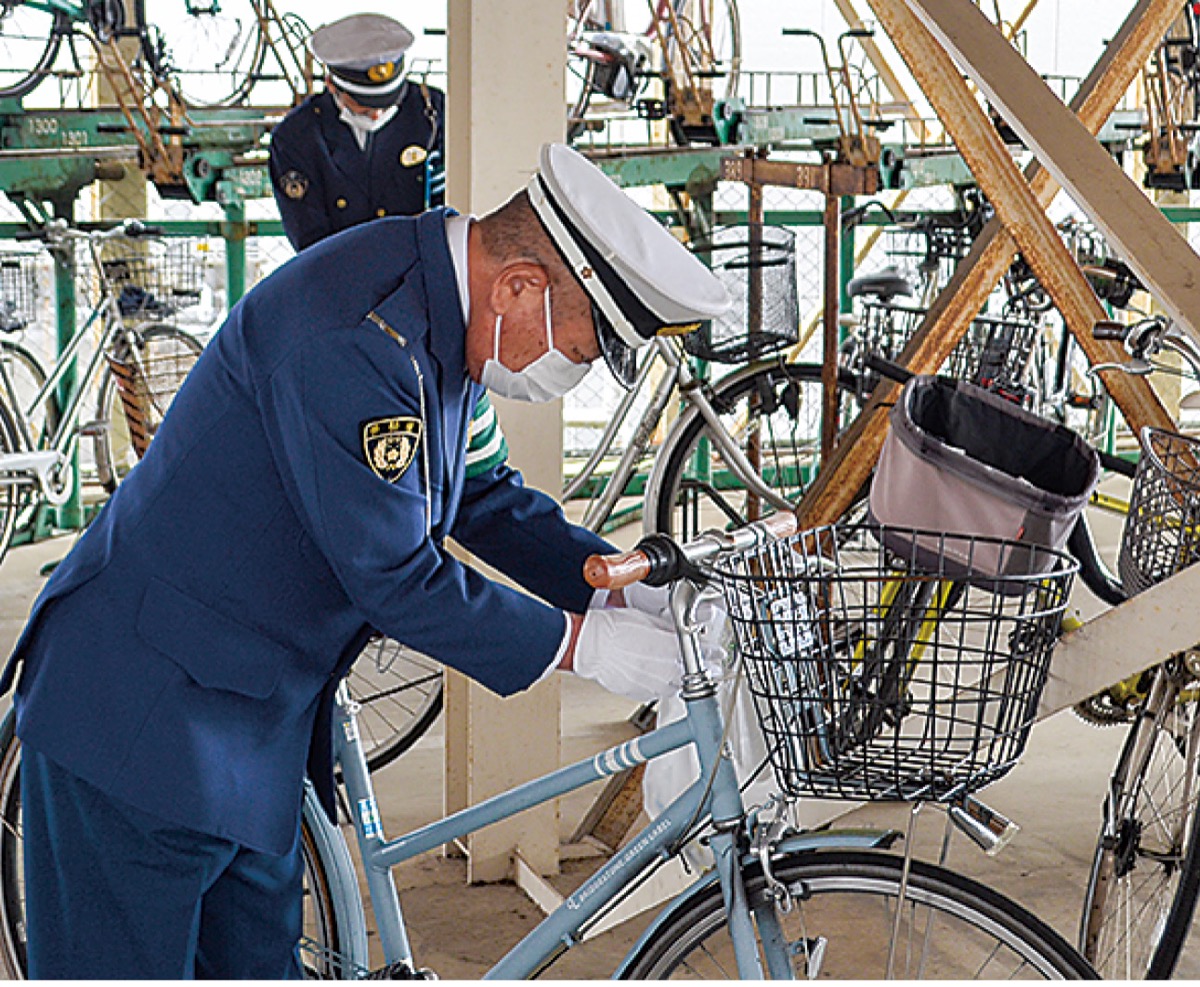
[
  {"xmin": 0, "ymin": 713, "xmax": 23, "ymax": 979},
  {"xmin": 297, "ymin": 809, "xmax": 344, "ymax": 979},
  {"xmin": 649, "ymin": 361, "xmax": 857, "ymax": 540},
  {"xmin": 620, "ymin": 848, "xmax": 1097, "ymax": 979},
  {"xmin": 0, "ymin": 5, "xmax": 66, "ymax": 101},
  {"xmin": 0, "ymin": 397, "xmax": 26, "ymax": 570},
  {"xmin": 92, "ymin": 323, "xmax": 204, "ymax": 494},
  {"xmin": 346, "ymin": 636, "xmax": 444, "ymax": 773},
  {"xmin": 1081, "ymin": 668, "xmax": 1200, "ymax": 979},
  {"xmin": 0, "ymin": 714, "xmax": 357, "ymax": 981},
  {"xmin": 157, "ymin": 0, "xmax": 266, "ymax": 108},
  {"xmin": 0, "ymin": 342, "xmax": 58, "ymax": 448}
]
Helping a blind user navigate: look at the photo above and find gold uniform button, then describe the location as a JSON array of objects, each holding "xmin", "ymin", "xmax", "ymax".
[
  {"xmin": 376, "ymin": 208, "xmax": 387, "ymax": 218},
  {"xmin": 336, "ymin": 197, "xmax": 348, "ymax": 209}
]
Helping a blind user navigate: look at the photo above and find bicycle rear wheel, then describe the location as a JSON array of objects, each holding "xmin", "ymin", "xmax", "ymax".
[
  {"xmin": 621, "ymin": 848, "xmax": 1096, "ymax": 979},
  {"xmin": 153, "ymin": 0, "xmax": 266, "ymax": 107},
  {"xmin": 0, "ymin": 2, "xmax": 65, "ymax": 101},
  {"xmin": 0, "ymin": 398, "xmax": 26, "ymax": 570},
  {"xmin": 0, "ymin": 716, "xmax": 371, "ymax": 981},
  {"xmin": 1081, "ymin": 661, "xmax": 1200, "ymax": 979},
  {"xmin": 647, "ymin": 361, "xmax": 856, "ymax": 541},
  {"xmin": 93, "ymin": 323, "xmax": 203, "ymax": 493},
  {"xmin": 346, "ymin": 636, "xmax": 443, "ymax": 772}
]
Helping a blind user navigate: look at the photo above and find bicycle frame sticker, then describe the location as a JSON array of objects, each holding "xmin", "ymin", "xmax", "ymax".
[
  {"xmin": 591, "ymin": 736, "xmax": 650, "ymax": 777},
  {"xmin": 358, "ymin": 797, "xmax": 383, "ymax": 840}
]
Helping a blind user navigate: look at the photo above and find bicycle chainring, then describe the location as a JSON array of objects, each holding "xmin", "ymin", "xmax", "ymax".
[{"xmin": 1072, "ymin": 691, "xmax": 1139, "ymax": 727}]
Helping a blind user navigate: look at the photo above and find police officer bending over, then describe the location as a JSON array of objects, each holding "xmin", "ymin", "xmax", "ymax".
[
  {"xmin": 2, "ymin": 143, "xmax": 729, "ymax": 978},
  {"xmin": 269, "ymin": 13, "xmax": 446, "ymax": 252}
]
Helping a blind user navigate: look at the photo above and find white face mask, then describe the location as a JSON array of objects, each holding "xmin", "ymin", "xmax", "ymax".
[
  {"xmin": 337, "ymin": 101, "xmax": 398, "ymax": 148},
  {"xmin": 480, "ymin": 289, "xmax": 591, "ymax": 403}
]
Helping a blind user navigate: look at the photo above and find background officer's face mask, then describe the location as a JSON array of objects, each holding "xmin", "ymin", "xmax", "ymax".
[{"xmin": 481, "ymin": 289, "xmax": 591, "ymax": 403}]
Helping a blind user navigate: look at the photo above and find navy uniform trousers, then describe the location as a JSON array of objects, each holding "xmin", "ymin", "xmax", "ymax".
[{"xmin": 22, "ymin": 746, "xmax": 303, "ymax": 979}]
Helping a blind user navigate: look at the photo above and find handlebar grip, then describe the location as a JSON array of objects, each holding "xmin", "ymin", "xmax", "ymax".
[
  {"xmin": 584, "ymin": 550, "xmax": 651, "ymax": 590},
  {"xmin": 864, "ymin": 352, "xmax": 914, "ymax": 385},
  {"xmin": 1098, "ymin": 449, "xmax": 1137, "ymax": 478},
  {"xmin": 1092, "ymin": 319, "xmax": 1130, "ymax": 342},
  {"xmin": 125, "ymin": 222, "xmax": 165, "ymax": 237}
]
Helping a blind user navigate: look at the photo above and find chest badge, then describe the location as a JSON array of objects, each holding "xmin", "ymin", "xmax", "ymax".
[
  {"xmin": 362, "ymin": 416, "xmax": 422, "ymax": 483},
  {"xmin": 400, "ymin": 145, "xmax": 428, "ymax": 168},
  {"xmin": 280, "ymin": 170, "xmax": 309, "ymax": 200}
]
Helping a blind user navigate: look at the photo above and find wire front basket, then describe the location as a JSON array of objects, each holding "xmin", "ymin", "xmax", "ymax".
[
  {"xmin": 714, "ymin": 523, "xmax": 1075, "ymax": 803},
  {"xmin": 1118, "ymin": 427, "xmax": 1200, "ymax": 595},
  {"xmin": 685, "ymin": 224, "xmax": 799, "ymax": 364},
  {"xmin": 850, "ymin": 301, "xmax": 1039, "ymax": 391},
  {"xmin": 97, "ymin": 239, "xmax": 209, "ymax": 318},
  {"xmin": 0, "ymin": 253, "xmax": 40, "ymax": 333}
]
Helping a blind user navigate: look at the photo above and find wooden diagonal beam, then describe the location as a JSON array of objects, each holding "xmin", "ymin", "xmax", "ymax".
[
  {"xmin": 911, "ymin": 0, "xmax": 1200, "ymax": 342},
  {"xmin": 797, "ymin": 0, "xmax": 1179, "ymax": 527}
]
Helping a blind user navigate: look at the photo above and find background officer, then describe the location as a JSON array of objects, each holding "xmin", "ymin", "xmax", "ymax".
[
  {"xmin": 4, "ymin": 143, "xmax": 730, "ymax": 978},
  {"xmin": 269, "ymin": 12, "xmax": 446, "ymax": 252}
]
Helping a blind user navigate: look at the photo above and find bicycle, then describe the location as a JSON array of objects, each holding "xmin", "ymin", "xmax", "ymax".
[
  {"xmin": 0, "ymin": 511, "xmax": 1098, "ymax": 978},
  {"xmin": 851, "ymin": 316, "xmax": 1200, "ymax": 980},
  {"xmin": 566, "ymin": 0, "xmax": 741, "ymax": 145},
  {"xmin": 1066, "ymin": 315, "xmax": 1200, "ymax": 979},
  {"xmin": 0, "ymin": 0, "xmax": 312, "ymax": 108},
  {"xmin": 0, "ymin": 219, "xmax": 202, "ymax": 567}
]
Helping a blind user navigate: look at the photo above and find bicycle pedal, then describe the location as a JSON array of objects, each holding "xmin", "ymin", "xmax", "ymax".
[{"xmin": 365, "ymin": 961, "xmax": 438, "ymax": 980}]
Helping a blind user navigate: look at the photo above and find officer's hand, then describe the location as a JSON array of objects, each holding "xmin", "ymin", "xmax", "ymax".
[{"xmin": 570, "ymin": 608, "xmax": 683, "ymax": 700}]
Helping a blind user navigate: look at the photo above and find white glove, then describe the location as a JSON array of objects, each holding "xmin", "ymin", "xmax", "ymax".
[
  {"xmin": 621, "ymin": 581, "xmax": 671, "ymax": 619},
  {"xmin": 573, "ymin": 608, "xmax": 686, "ymax": 701}
]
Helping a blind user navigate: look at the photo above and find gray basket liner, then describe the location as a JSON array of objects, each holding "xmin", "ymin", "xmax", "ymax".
[{"xmin": 870, "ymin": 376, "xmax": 1099, "ymax": 581}]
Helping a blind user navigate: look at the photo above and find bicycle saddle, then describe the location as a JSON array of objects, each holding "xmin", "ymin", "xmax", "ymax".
[{"xmin": 846, "ymin": 267, "xmax": 914, "ymax": 301}]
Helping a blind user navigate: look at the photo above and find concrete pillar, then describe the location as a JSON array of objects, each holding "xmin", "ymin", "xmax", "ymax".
[{"xmin": 444, "ymin": 0, "xmax": 566, "ymax": 884}]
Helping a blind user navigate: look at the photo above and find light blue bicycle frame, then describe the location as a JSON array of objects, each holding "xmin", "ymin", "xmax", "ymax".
[{"xmin": 307, "ymin": 579, "xmax": 888, "ymax": 980}]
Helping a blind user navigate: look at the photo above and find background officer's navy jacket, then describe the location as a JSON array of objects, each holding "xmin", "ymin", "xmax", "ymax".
[
  {"xmin": 269, "ymin": 87, "xmax": 446, "ymax": 252},
  {"xmin": 1, "ymin": 211, "xmax": 609, "ymax": 856}
]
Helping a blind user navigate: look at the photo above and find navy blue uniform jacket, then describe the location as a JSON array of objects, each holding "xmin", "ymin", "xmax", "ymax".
[
  {"xmin": 270, "ymin": 87, "xmax": 446, "ymax": 252},
  {"xmin": 1, "ymin": 211, "xmax": 609, "ymax": 855}
]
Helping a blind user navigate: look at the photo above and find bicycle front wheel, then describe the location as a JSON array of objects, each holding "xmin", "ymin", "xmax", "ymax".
[
  {"xmin": 621, "ymin": 848, "xmax": 1096, "ymax": 979},
  {"xmin": 346, "ymin": 636, "xmax": 443, "ymax": 772},
  {"xmin": 93, "ymin": 323, "xmax": 204, "ymax": 492},
  {"xmin": 0, "ymin": 2, "xmax": 65, "ymax": 101},
  {"xmin": 647, "ymin": 361, "xmax": 856, "ymax": 541},
  {"xmin": 1081, "ymin": 662, "xmax": 1200, "ymax": 979}
]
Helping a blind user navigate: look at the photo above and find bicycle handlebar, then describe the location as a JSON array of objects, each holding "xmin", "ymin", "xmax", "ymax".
[
  {"xmin": 13, "ymin": 219, "xmax": 165, "ymax": 244},
  {"xmin": 584, "ymin": 512, "xmax": 799, "ymax": 590}
]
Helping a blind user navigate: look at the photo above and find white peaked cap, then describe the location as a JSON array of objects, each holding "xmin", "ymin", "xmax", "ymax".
[{"xmin": 527, "ymin": 143, "xmax": 731, "ymax": 386}]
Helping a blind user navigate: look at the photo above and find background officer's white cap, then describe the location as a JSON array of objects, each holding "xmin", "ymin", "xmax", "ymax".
[
  {"xmin": 527, "ymin": 143, "xmax": 730, "ymax": 387},
  {"xmin": 310, "ymin": 14, "xmax": 414, "ymax": 109}
]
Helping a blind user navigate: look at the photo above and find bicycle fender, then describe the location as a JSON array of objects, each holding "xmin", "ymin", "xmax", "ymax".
[
  {"xmin": 611, "ymin": 827, "xmax": 898, "ymax": 978},
  {"xmin": 301, "ymin": 782, "xmax": 371, "ymax": 974}
]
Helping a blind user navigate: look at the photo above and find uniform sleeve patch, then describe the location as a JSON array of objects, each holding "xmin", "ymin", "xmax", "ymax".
[
  {"xmin": 465, "ymin": 394, "xmax": 508, "ymax": 479},
  {"xmin": 362, "ymin": 416, "xmax": 422, "ymax": 483},
  {"xmin": 280, "ymin": 170, "xmax": 309, "ymax": 200}
]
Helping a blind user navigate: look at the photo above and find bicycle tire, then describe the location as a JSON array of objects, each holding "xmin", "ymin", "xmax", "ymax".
[
  {"xmin": 0, "ymin": 397, "xmax": 26, "ymax": 570},
  {"xmin": 647, "ymin": 361, "xmax": 857, "ymax": 541},
  {"xmin": 153, "ymin": 0, "xmax": 266, "ymax": 107},
  {"xmin": 0, "ymin": 342, "xmax": 57, "ymax": 451},
  {"xmin": 621, "ymin": 848, "xmax": 1097, "ymax": 979},
  {"xmin": 346, "ymin": 635, "xmax": 444, "ymax": 772},
  {"xmin": 1081, "ymin": 662, "xmax": 1200, "ymax": 979},
  {"xmin": 0, "ymin": 3, "xmax": 65, "ymax": 101},
  {"xmin": 0, "ymin": 712, "xmax": 23, "ymax": 979},
  {"xmin": 93, "ymin": 322, "xmax": 204, "ymax": 493}
]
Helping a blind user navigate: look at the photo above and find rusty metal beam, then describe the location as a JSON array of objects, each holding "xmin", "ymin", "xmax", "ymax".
[
  {"xmin": 910, "ymin": 0, "xmax": 1200, "ymax": 342},
  {"xmin": 798, "ymin": 0, "xmax": 1179, "ymax": 527}
]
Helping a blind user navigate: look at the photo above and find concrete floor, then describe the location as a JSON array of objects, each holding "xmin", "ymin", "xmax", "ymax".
[{"xmin": 1, "ymin": 498, "xmax": 1198, "ymax": 978}]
